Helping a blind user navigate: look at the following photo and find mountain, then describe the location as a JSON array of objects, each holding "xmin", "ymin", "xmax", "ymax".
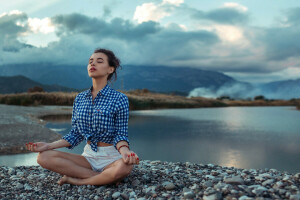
[
  {"xmin": 0, "ymin": 75, "xmax": 77, "ymax": 94},
  {"xmin": 0, "ymin": 63, "xmax": 244, "ymax": 96},
  {"xmin": 259, "ymin": 78, "xmax": 300, "ymax": 99}
]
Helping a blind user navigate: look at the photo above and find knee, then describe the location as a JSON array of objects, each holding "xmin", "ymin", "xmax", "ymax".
[{"xmin": 37, "ymin": 150, "xmax": 57, "ymax": 167}]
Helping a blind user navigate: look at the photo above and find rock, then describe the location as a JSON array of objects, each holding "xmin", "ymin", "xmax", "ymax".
[
  {"xmin": 8, "ymin": 168, "xmax": 15, "ymax": 175},
  {"xmin": 205, "ymin": 175, "xmax": 216, "ymax": 180},
  {"xmin": 16, "ymin": 182, "xmax": 24, "ymax": 190},
  {"xmin": 239, "ymin": 195, "xmax": 254, "ymax": 200},
  {"xmin": 224, "ymin": 176, "xmax": 244, "ymax": 185},
  {"xmin": 24, "ymin": 183, "xmax": 32, "ymax": 190},
  {"xmin": 262, "ymin": 179, "xmax": 274, "ymax": 186},
  {"xmin": 203, "ymin": 181, "xmax": 213, "ymax": 188},
  {"xmin": 129, "ymin": 191, "xmax": 136, "ymax": 198},
  {"xmin": 203, "ymin": 192, "xmax": 222, "ymax": 200},
  {"xmin": 162, "ymin": 181, "xmax": 176, "ymax": 190},
  {"xmin": 252, "ymin": 186, "xmax": 268, "ymax": 196},
  {"xmin": 183, "ymin": 191, "xmax": 196, "ymax": 199},
  {"xmin": 112, "ymin": 192, "xmax": 120, "ymax": 199},
  {"xmin": 120, "ymin": 193, "xmax": 129, "ymax": 200},
  {"xmin": 290, "ymin": 195, "xmax": 300, "ymax": 200},
  {"xmin": 131, "ymin": 179, "xmax": 141, "ymax": 187}
]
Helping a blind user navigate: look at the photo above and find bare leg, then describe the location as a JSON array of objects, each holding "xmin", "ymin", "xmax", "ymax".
[
  {"xmin": 37, "ymin": 150, "xmax": 99, "ymax": 179},
  {"xmin": 57, "ymin": 159, "xmax": 133, "ymax": 186}
]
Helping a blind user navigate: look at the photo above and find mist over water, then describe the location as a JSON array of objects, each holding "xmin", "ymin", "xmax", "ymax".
[{"xmin": 188, "ymin": 82, "xmax": 300, "ymax": 100}]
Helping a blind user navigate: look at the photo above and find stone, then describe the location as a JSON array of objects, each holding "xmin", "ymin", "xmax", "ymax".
[
  {"xmin": 16, "ymin": 182, "xmax": 24, "ymax": 190},
  {"xmin": 262, "ymin": 179, "xmax": 274, "ymax": 186},
  {"xmin": 162, "ymin": 181, "xmax": 176, "ymax": 190},
  {"xmin": 112, "ymin": 192, "xmax": 120, "ymax": 199},
  {"xmin": 224, "ymin": 176, "xmax": 244, "ymax": 185},
  {"xmin": 252, "ymin": 186, "xmax": 268, "ymax": 196},
  {"xmin": 120, "ymin": 193, "xmax": 129, "ymax": 200},
  {"xmin": 238, "ymin": 195, "xmax": 254, "ymax": 200},
  {"xmin": 203, "ymin": 192, "xmax": 222, "ymax": 200},
  {"xmin": 183, "ymin": 191, "xmax": 196, "ymax": 199}
]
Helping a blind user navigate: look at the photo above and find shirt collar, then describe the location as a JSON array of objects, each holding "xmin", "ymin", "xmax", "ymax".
[{"xmin": 85, "ymin": 83, "xmax": 111, "ymax": 98}]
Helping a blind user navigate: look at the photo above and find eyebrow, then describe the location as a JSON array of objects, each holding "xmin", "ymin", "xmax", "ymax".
[{"xmin": 89, "ymin": 58, "xmax": 104, "ymax": 61}]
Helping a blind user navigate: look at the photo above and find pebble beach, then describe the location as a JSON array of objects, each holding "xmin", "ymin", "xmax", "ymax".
[{"xmin": 1, "ymin": 160, "xmax": 299, "ymax": 200}]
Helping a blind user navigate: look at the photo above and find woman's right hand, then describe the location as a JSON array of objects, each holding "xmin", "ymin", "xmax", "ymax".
[{"xmin": 25, "ymin": 142, "xmax": 50, "ymax": 152}]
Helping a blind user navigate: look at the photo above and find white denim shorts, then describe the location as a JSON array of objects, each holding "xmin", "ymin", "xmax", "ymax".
[{"xmin": 81, "ymin": 144, "xmax": 123, "ymax": 172}]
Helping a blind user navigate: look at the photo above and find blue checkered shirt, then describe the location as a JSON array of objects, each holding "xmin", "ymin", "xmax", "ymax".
[{"xmin": 62, "ymin": 83, "xmax": 130, "ymax": 152}]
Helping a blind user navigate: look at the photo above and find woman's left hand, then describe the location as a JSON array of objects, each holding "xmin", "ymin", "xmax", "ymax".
[{"xmin": 120, "ymin": 148, "xmax": 139, "ymax": 165}]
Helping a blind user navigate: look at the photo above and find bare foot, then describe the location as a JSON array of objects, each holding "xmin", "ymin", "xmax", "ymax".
[{"xmin": 57, "ymin": 175, "xmax": 69, "ymax": 186}]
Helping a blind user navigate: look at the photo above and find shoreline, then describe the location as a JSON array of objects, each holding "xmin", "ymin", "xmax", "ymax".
[
  {"xmin": 0, "ymin": 104, "xmax": 71, "ymax": 155},
  {"xmin": 0, "ymin": 160, "xmax": 299, "ymax": 199}
]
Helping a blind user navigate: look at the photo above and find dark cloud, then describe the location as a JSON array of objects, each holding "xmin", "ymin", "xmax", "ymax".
[
  {"xmin": 285, "ymin": 7, "xmax": 300, "ymax": 25},
  {"xmin": 262, "ymin": 8, "xmax": 300, "ymax": 61},
  {"xmin": 52, "ymin": 13, "xmax": 162, "ymax": 41},
  {"xmin": 263, "ymin": 26, "xmax": 300, "ymax": 61},
  {"xmin": 0, "ymin": 12, "xmax": 30, "ymax": 52},
  {"xmin": 192, "ymin": 7, "xmax": 249, "ymax": 24}
]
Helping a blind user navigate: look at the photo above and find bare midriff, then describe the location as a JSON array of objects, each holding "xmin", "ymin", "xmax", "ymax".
[{"xmin": 87, "ymin": 140, "xmax": 113, "ymax": 147}]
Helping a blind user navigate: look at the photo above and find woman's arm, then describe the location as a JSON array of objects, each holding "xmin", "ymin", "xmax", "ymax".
[
  {"xmin": 48, "ymin": 139, "xmax": 71, "ymax": 150},
  {"xmin": 114, "ymin": 94, "xmax": 139, "ymax": 165}
]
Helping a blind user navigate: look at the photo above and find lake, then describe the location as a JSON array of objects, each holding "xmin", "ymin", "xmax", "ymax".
[{"xmin": 0, "ymin": 106, "xmax": 299, "ymax": 173}]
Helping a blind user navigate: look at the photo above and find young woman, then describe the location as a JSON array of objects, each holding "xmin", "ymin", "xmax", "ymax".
[{"xmin": 25, "ymin": 48, "xmax": 139, "ymax": 186}]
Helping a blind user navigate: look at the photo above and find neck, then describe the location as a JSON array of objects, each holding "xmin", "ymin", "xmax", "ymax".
[{"xmin": 91, "ymin": 78, "xmax": 108, "ymax": 94}]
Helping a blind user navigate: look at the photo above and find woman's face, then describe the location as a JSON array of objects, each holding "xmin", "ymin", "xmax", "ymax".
[{"xmin": 87, "ymin": 52, "xmax": 114, "ymax": 79}]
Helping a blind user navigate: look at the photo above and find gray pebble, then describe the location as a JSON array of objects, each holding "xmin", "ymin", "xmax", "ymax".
[{"xmin": 112, "ymin": 192, "xmax": 120, "ymax": 199}]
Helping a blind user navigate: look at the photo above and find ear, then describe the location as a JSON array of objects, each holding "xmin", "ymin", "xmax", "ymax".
[{"xmin": 109, "ymin": 66, "xmax": 115, "ymax": 74}]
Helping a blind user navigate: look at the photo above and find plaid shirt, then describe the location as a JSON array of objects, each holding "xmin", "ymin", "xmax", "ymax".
[{"xmin": 62, "ymin": 83, "xmax": 130, "ymax": 152}]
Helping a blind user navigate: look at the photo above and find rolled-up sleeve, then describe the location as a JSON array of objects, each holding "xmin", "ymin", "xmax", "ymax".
[
  {"xmin": 62, "ymin": 95, "xmax": 84, "ymax": 149},
  {"xmin": 113, "ymin": 94, "xmax": 130, "ymax": 149}
]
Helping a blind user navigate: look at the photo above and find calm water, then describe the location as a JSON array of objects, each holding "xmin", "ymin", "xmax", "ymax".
[{"xmin": 1, "ymin": 106, "xmax": 299, "ymax": 173}]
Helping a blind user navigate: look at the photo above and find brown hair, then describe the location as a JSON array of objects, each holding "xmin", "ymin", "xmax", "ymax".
[{"xmin": 93, "ymin": 48, "xmax": 121, "ymax": 82}]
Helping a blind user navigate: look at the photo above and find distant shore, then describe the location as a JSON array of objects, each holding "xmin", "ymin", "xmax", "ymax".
[
  {"xmin": 0, "ymin": 160, "xmax": 299, "ymax": 199},
  {"xmin": 0, "ymin": 89, "xmax": 299, "ymax": 110}
]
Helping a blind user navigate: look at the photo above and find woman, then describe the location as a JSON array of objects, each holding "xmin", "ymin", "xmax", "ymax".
[{"xmin": 25, "ymin": 48, "xmax": 139, "ymax": 186}]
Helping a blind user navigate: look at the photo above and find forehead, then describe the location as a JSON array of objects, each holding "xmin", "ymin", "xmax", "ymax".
[{"xmin": 89, "ymin": 52, "xmax": 108, "ymax": 60}]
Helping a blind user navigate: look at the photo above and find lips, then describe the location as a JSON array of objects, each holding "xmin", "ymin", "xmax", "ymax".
[{"xmin": 89, "ymin": 68, "xmax": 96, "ymax": 72}]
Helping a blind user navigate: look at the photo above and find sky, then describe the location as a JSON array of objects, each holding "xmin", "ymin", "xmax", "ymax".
[{"xmin": 0, "ymin": 0, "xmax": 300, "ymax": 83}]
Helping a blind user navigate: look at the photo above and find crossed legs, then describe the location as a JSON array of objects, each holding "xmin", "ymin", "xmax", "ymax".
[{"xmin": 37, "ymin": 150, "xmax": 133, "ymax": 186}]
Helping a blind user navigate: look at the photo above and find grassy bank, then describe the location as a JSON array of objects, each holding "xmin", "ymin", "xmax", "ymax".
[{"xmin": 0, "ymin": 90, "xmax": 299, "ymax": 110}]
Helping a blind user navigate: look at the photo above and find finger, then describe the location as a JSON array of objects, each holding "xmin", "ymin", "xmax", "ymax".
[
  {"xmin": 133, "ymin": 153, "xmax": 138, "ymax": 164},
  {"xmin": 28, "ymin": 142, "xmax": 31, "ymax": 151},
  {"xmin": 25, "ymin": 143, "xmax": 28, "ymax": 150},
  {"xmin": 33, "ymin": 143, "xmax": 36, "ymax": 151},
  {"xmin": 136, "ymin": 157, "xmax": 139, "ymax": 165},
  {"xmin": 130, "ymin": 153, "xmax": 134, "ymax": 164}
]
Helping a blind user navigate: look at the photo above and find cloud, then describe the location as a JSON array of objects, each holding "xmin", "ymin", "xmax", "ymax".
[
  {"xmin": 261, "ymin": 7, "xmax": 300, "ymax": 62},
  {"xmin": 162, "ymin": 0, "xmax": 184, "ymax": 6},
  {"xmin": 27, "ymin": 17, "xmax": 55, "ymax": 34},
  {"xmin": 0, "ymin": 10, "xmax": 30, "ymax": 52},
  {"xmin": 223, "ymin": 3, "xmax": 248, "ymax": 12},
  {"xmin": 191, "ymin": 4, "xmax": 249, "ymax": 25},
  {"xmin": 133, "ymin": 0, "xmax": 184, "ymax": 24}
]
